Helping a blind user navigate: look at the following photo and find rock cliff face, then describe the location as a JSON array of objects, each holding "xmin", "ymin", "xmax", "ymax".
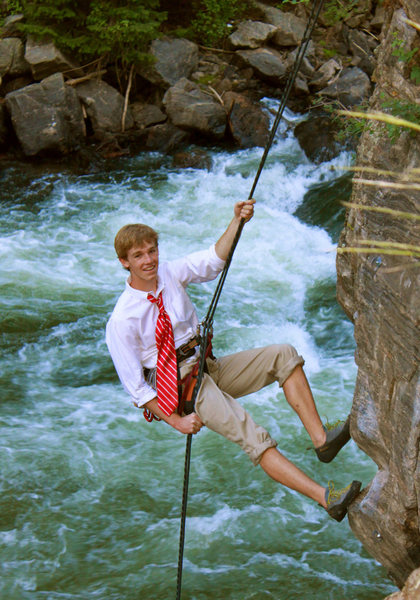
[{"xmin": 336, "ymin": 2, "xmax": 420, "ymax": 589}]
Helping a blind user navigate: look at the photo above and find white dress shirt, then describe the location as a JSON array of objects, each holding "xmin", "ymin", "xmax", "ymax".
[{"xmin": 106, "ymin": 244, "xmax": 225, "ymax": 408}]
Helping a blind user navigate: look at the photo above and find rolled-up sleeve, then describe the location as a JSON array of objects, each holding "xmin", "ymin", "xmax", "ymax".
[
  {"xmin": 106, "ymin": 317, "xmax": 156, "ymax": 408},
  {"xmin": 170, "ymin": 244, "xmax": 225, "ymax": 286}
]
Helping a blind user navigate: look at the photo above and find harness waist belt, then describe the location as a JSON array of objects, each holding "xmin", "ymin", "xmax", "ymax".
[
  {"xmin": 143, "ymin": 336, "xmax": 201, "ymax": 382},
  {"xmin": 176, "ymin": 335, "xmax": 201, "ymax": 362}
]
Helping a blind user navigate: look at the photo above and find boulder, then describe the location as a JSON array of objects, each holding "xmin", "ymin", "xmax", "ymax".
[
  {"xmin": 318, "ymin": 67, "xmax": 372, "ymax": 107},
  {"xmin": 75, "ymin": 78, "xmax": 134, "ymax": 138},
  {"xmin": 224, "ymin": 91, "xmax": 270, "ymax": 148},
  {"xmin": 5, "ymin": 72, "xmax": 85, "ymax": 156},
  {"xmin": 0, "ymin": 100, "xmax": 9, "ymax": 149},
  {"xmin": 191, "ymin": 52, "xmax": 225, "ymax": 83},
  {"xmin": 384, "ymin": 568, "xmax": 420, "ymax": 600},
  {"xmin": 286, "ymin": 41, "xmax": 317, "ymax": 76},
  {"xmin": 163, "ymin": 78, "xmax": 226, "ymax": 140},
  {"xmin": 256, "ymin": 2, "xmax": 307, "ymax": 46},
  {"xmin": 236, "ymin": 48, "xmax": 287, "ymax": 84},
  {"xmin": 348, "ymin": 29, "xmax": 377, "ymax": 76},
  {"xmin": 24, "ymin": 37, "xmax": 82, "ymax": 81},
  {"xmin": 145, "ymin": 121, "xmax": 191, "ymax": 153},
  {"xmin": 228, "ymin": 20, "xmax": 276, "ymax": 49},
  {"xmin": 309, "ymin": 59, "xmax": 342, "ymax": 91},
  {"xmin": 143, "ymin": 37, "xmax": 199, "ymax": 88},
  {"xmin": 172, "ymin": 149, "xmax": 212, "ymax": 170},
  {"xmin": 293, "ymin": 74, "xmax": 309, "ymax": 96},
  {"xmin": 286, "ymin": 50, "xmax": 316, "ymax": 79},
  {"xmin": 130, "ymin": 102, "xmax": 166, "ymax": 130},
  {"xmin": 404, "ymin": 0, "xmax": 420, "ymax": 23},
  {"xmin": 294, "ymin": 114, "xmax": 344, "ymax": 163},
  {"xmin": 1, "ymin": 13, "xmax": 25, "ymax": 37},
  {"xmin": 271, "ymin": 13, "xmax": 307, "ymax": 47},
  {"xmin": 370, "ymin": 5, "xmax": 386, "ymax": 32},
  {"xmin": 1, "ymin": 75, "xmax": 33, "ymax": 95},
  {"xmin": 0, "ymin": 37, "xmax": 30, "ymax": 78}
]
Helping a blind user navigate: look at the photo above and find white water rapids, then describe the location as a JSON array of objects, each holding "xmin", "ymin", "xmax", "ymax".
[{"xmin": 0, "ymin": 106, "xmax": 397, "ymax": 599}]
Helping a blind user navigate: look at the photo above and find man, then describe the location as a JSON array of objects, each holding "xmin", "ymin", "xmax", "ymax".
[{"xmin": 106, "ymin": 199, "xmax": 361, "ymax": 522}]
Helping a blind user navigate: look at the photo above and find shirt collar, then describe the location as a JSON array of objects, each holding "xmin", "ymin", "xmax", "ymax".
[{"xmin": 124, "ymin": 270, "xmax": 165, "ymax": 298}]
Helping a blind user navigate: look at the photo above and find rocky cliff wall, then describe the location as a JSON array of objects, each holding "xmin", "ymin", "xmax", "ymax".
[{"xmin": 336, "ymin": 1, "xmax": 420, "ymax": 590}]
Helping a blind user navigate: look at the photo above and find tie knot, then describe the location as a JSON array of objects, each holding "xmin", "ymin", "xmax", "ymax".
[{"xmin": 148, "ymin": 292, "xmax": 164, "ymax": 312}]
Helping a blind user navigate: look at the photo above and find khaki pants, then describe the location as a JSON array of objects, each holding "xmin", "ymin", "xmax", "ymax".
[{"xmin": 191, "ymin": 344, "xmax": 304, "ymax": 466}]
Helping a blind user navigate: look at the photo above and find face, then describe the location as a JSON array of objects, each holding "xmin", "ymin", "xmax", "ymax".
[{"xmin": 119, "ymin": 240, "xmax": 159, "ymax": 291}]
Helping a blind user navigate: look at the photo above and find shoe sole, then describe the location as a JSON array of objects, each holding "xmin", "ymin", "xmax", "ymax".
[
  {"xmin": 328, "ymin": 480, "xmax": 362, "ymax": 522},
  {"xmin": 316, "ymin": 417, "xmax": 351, "ymax": 463}
]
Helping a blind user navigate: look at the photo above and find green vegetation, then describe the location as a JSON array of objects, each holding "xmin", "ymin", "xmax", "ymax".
[
  {"xmin": 318, "ymin": 40, "xmax": 338, "ymax": 59},
  {"xmin": 1, "ymin": 0, "xmax": 167, "ymax": 68},
  {"xmin": 0, "ymin": 0, "xmax": 253, "ymax": 67},
  {"xmin": 391, "ymin": 32, "xmax": 418, "ymax": 63},
  {"xmin": 391, "ymin": 32, "xmax": 420, "ymax": 84},
  {"xmin": 379, "ymin": 94, "xmax": 420, "ymax": 141},
  {"xmin": 280, "ymin": 0, "xmax": 310, "ymax": 5},
  {"xmin": 322, "ymin": 0, "xmax": 359, "ymax": 26},
  {"xmin": 190, "ymin": 0, "xmax": 252, "ymax": 47}
]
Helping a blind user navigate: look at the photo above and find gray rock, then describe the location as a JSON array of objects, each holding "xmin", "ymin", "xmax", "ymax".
[
  {"xmin": 318, "ymin": 67, "xmax": 371, "ymax": 107},
  {"xmin": 224, "ymin": 91, "xmax": 270, "ymax": 148},
  {"xmin": 163, "ymin": 78, "xmax": 226, "ymax": 140},
  {"xmin": 256, "ymin": 3, "xmax": 307, "ymax": 46},
  {"xmin": 75, "ymin": 78, "xmax": 134, "ymax": 137},
  {"xmin": 370, "ymin": 5, "xmax": 386, "ymax": 31},
  {"xmin": 286, "ymin": 48, "xmax": 317, "ymax": 79},
  {"xmin": 384, "ymin": 568, "xmax": 420, "ymax": 600},
  {"xmin": 348, "ymin": 29, "xmax": 377, "ymax": 76},
  {"xmin": 0, "ymin": 101, "xmax": 9, "ymax": 149},
  {"xmin": 293, "ymin": 74, "xmax": 309, "ymax": 96},
  {"xmin": 286, "ymin": 40, "xmax": 317, "ymax": 68},
  {"xmin": 25, "ymin": 37, "xmax": 82, "ymax": 81},
  {"xmin": 172, "ymin": 149, "xmax": 212, "ymax": 170},
  {"xmin": 1, "ymin": 14, "xmax": 24, "ymax": 37},
  {"xmin": 294, "ymin": 114, "xmax": 343, "ymax": 163},
  {"xmin": 404, "ymin": 0, "xmax": 420, "ymax": 23},
  {"xmin": 144, "ymin": 37, "xmax": 199, "ymax": 88},
  {"xmin": 272, "ymin": 15, "xmax": 307, "ymax": 47},
  {"xmin": 309, "ymin": 58, "xmax": 342, "ymax": 91},
  {"xmin": 145, "ymin": 122, "xmax": 191, "ymax": 153},
  {"xmin": 130, "ymin": 102, "xmax": 166, "ymax": 130},
  {"xmin": 0, "ymin": 38, "xmax": 30, "ymax": 78},
  {"xmin": 229, "ymin": 20, "xmax": 276, "ymax": 49},
  {"xmin": 236, "ymin": 48, "xmax": 287, "ymax": 84},
  {"xmin": 1, "ymin": 75, "xmax": 33, "ymax": 95},
  {"xmin": 336, "ymin": 0, "xmax": 420, "ymax": 588},
  {"xmin": 5, "ymin": 72, "xmax": 85, "ymax": 156}
]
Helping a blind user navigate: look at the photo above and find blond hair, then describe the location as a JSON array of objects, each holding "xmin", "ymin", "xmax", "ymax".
[{"xmin": 114, "ymin": 224, "xmax": 159, "ymax": 261}]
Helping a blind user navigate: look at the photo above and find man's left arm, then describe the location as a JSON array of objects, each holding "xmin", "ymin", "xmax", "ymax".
[{"xmin": 215, "ymin": 199, "xmax": 255, "ymax": 261}]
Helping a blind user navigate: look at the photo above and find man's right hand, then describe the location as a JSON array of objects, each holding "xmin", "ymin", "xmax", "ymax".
[
  {"xmin": 174, "ymin": 412, "xmax": 204, "ymax": 435},
  {"xmin": 143, "ymin": 397, "xmax": 204, "ymax": 434}
]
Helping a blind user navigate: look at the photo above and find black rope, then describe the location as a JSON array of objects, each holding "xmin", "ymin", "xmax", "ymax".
[{"xmin": 175, "ymin": 2, "xmax": 325, "ymax": 597}]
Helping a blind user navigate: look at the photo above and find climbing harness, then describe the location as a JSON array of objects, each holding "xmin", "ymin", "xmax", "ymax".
[{"xmin": 174, "ymin": 1, "xmax": 326, "ymax": 597}]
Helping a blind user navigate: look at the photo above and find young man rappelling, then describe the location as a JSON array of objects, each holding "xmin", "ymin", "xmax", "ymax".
[{"xmin": 106, "ymin": 199, "xmax": 361, "ymax": 522}]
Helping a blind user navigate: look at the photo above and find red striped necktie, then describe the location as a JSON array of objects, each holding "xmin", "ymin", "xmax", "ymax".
[{"xmin": 148, "ymin": 292, "xmax": 179, "ymax": 416}]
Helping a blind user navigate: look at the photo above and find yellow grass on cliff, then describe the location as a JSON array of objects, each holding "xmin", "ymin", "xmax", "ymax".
[{"xmin": 337, "ymin": 110, "xmax": 420, "ymax": 134}]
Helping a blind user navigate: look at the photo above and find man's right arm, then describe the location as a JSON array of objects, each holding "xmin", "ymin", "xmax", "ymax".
[{"xmin": 144, "ymin": 398, "xmax": 204, "ymax": 435}]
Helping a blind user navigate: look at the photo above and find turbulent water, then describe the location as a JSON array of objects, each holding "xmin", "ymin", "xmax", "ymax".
[{"xmin": 0, "ymin": 106, "xmax": 397, "ymax": 600}]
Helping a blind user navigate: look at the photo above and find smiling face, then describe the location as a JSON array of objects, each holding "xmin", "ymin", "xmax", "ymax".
[{"xmin": 119, "ymin": 240, "xmax": 159, "ymax": 291}]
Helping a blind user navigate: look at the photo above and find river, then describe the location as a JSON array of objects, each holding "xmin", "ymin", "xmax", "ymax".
[{"xmin": 0, "ymin": 106, "xmax": 397, "ymax": 599}]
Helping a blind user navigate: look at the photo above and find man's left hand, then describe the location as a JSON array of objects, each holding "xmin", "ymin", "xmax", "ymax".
[{"xmin": 235, "ymin": 199, "xmax": 255, "ymax": 223}]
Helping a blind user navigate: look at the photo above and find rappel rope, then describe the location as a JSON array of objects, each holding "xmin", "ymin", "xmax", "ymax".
[{"xmin": 175, "ymin": 1, "xmax": 325, "ymax": 597}]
